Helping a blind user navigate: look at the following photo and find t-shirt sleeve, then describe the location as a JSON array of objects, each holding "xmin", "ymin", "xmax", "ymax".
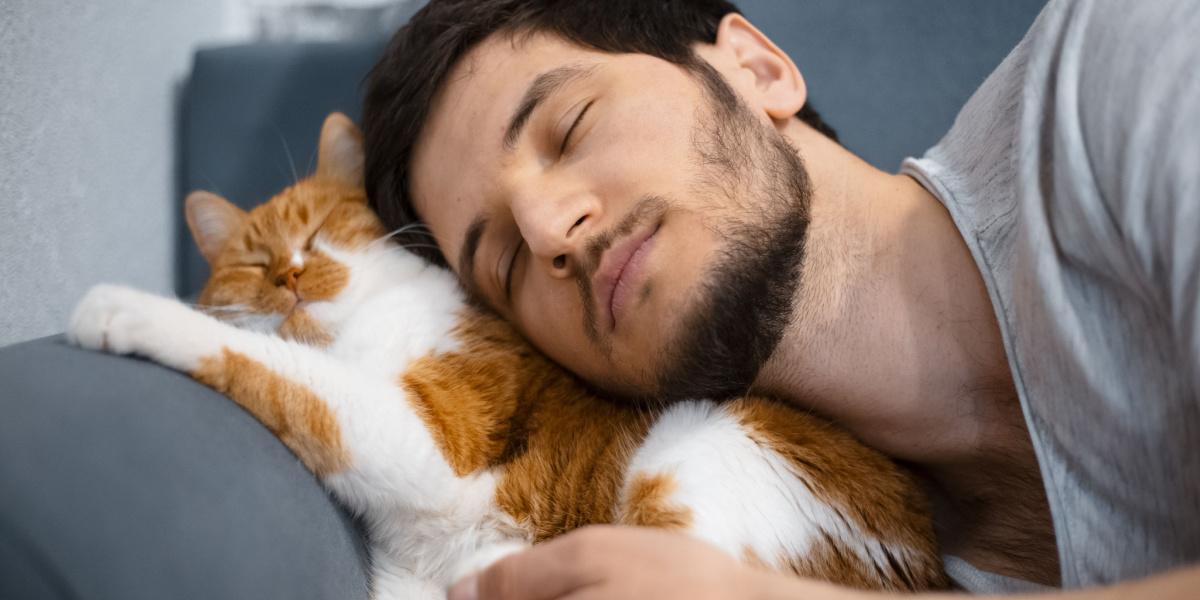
[{"xmin": 1070, "ymin": 0, "xmax": 1200, "ymax": 387}]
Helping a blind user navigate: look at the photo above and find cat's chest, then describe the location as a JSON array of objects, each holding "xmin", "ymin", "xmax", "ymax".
[{"xmin": 320, "ymin": 285, "xmax": 464, "ymax": 375}]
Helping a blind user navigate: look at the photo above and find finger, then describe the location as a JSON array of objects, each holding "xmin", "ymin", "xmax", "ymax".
[{"xmin": 450, "ymin": 530, "xmax": 608, "ymax": 600}]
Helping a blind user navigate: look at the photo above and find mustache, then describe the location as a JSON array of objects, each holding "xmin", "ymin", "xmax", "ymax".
[
  {"xmin": 576, "ymin": 195, "xmax": 670, "ymax": 348},
  {"xmin": 581, "ymin": 195, "xmax": 669, "ymax": 278}
]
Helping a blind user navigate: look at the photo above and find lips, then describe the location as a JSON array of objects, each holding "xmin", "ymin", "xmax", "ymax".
[{"xmin": 593, "ymin": 223, "xmax": 658, "ymax": 331}]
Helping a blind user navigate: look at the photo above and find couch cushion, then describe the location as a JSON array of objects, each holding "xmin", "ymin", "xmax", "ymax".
[{"xmin": 0, "ymin": 336, "xmax": 369, "ymax": 600}]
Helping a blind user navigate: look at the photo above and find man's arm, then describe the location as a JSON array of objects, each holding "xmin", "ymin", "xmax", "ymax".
[
  {"xmin": 450, "ymin": 527, "xmax": 1199, "ymax": 600},
  {"xmin": 765, "ymin": 560, "xmax": 1200, "ymax": 600}
]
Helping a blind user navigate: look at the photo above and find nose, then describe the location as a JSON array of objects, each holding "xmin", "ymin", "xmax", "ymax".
[
  {"xmin": 511, "ymin": 184, "xmax": 599, "ymax": 278},
  {"xmin": 274, "ymin": 266, "xmax": 303, "ymax": 291}
]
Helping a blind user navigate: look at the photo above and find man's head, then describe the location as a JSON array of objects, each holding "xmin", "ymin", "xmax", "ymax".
[{"xmin": 363, "ymin": 0, "xmax": 833, "ymax": 400}]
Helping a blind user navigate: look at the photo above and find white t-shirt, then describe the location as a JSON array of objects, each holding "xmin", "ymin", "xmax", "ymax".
[{"xmin": 902, "ymin": 0, "xmax": 1200, "ymax": 592}]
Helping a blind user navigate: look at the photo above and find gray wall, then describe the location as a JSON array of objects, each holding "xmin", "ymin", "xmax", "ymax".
[{"xmin": 0, "ymin": 0, "xmax": 226, "ymax": 346}]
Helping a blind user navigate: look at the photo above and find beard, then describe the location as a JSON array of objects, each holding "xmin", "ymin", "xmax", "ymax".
[{"xmin": 649, "ymin": 61, "xmax": 812, "ymax": 402}]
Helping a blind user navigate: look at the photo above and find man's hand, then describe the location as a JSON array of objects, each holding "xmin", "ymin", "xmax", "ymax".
[
  {"xmin": 447, "ymin": 525, "xmax": 856, "ymax": 600},
  {"xmin": 449, "ymin": 525, "xmax": 1200, "ymax": 600}
]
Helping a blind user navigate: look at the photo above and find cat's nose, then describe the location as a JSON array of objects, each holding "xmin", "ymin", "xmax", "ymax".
[{"xmin": 274, "ymin": 266, "xmax": 303, "ymax": 291}]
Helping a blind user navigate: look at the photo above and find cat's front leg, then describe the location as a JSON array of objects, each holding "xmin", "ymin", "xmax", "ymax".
[
  {"xmin": 68, "ymin": 283, "xmax": 229, "ymax": 372},
  {"xmin": 70, "ymin": 285, "xmax": 477, "ymax": 508}
]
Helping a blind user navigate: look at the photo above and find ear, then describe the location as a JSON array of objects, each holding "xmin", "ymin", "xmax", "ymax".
[
  {"xmin": 316, "ymin": 112, "xmax": 365, "ymax": 188},
  {"xmin": 185, "ymin": 190, "xmax": 247, "ymax": 264},
  {"xmin": 712, "ymin": 13, "xmax": 807, "ymax": 122}
]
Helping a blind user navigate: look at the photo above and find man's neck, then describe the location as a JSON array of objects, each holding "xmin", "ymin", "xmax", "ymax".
[
  {"xmin": 754, "ymin": 122, "xmax": 1059, "ymax": 583},
  {"xmin": 755, "ymin": 122, "xmax": 1021, "ymax": 465}
]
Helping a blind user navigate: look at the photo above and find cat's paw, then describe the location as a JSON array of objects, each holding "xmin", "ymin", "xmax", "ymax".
[
  {"xmin": 67, "ymin": 284, "xmax": 217, "ymax": 369},
  {"xmin": 68, "ymin": 284, "xmax": 168, "ymax": 354},
  {"xmin": 69, "ymin": 284, "xmax": 144, "ymax": 353}
]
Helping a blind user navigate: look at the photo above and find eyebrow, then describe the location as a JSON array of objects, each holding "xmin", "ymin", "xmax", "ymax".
[
  {"xmin": 458, "ymin": 214, "xmax": 488, "ymax": 296},
  {"xmin": 503, "ymin": 63, "xmax": 597, "ymax": 152}
]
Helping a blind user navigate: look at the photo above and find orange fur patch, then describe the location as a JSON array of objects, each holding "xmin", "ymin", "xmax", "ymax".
[
  {"xmin": 279, "ymin": 309, "xmax": 333, "ymax": 346},
  {"xmin": 194, "ymin": 348, "xmax": 349, "ymax": 477},
  {"xmin": 728, "ymin": 397, "xmax": 948, "ymax": 590},
  {"xmin": 781, "ymin": 532, "xmax": 881, "ymax": 591},
  {"xmin": 618, "ymin": 473, "xmax": 693, "ymax": 529},
  {"xmin": 400, "ymin": 309, "xmax": 655, "ymax": 541}
]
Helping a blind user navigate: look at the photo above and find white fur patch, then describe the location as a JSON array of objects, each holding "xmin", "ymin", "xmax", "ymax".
[
  {"xmin": 624, "ymin": 401, "xmax": 914, "ymax": 581},
  {"xmin": 310, "ymin": 239, "xmax": 464, "ymax": 376}
]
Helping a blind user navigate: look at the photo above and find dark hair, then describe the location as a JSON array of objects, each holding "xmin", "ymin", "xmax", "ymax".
[{"xmin": 362, "ymin": 0, "xmax": 837, "ymax": 267}]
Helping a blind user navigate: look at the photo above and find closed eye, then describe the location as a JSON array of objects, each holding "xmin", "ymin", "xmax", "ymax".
[
  {"xmin": 236, "ymin": 257, "xmax": 269, "ymax": 270},
  {"xmin": 559, "ymin": 100, "xmax": 593, "ymax": 156},
  {"xmin": 228, "ymin": 263, "xmax": 267, "ymax": 277}
]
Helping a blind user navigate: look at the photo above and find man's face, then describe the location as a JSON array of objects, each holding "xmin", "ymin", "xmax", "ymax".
[{"xmin": 411, "ymin": 32, "xmax": 809, "ymax": 399}]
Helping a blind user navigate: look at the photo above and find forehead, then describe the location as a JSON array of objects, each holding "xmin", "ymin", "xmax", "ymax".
[{"xmin": 409, "ymin": 33, "xmax": 605, "ymax": 267}]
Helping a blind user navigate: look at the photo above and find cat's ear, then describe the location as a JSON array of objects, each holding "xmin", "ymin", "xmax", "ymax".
[
  {"xmin": 185, "ymin": 190, "xmax": 247, "ymax": 264},
  {"xmin": 316, "ymin": 112, "xmax": 365, "ymax": 189}
]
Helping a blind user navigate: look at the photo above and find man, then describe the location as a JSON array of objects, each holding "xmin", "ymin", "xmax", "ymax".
[{"xmin": 361, "ymin": 0, "xmax": 1200, "ymax": 598}]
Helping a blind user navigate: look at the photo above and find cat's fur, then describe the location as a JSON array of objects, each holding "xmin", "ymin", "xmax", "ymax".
[{"xmin": 68, "ymin": 113, "xmax": 946, "ymax": 598}]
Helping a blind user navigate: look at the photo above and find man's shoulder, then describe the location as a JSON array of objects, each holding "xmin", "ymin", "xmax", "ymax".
[
  {"xmin": 918, "ymin": 0, "xmax": 1200, "ymax": 277},
  {"xmin": 1037, "ymin": 0, "xmax": 1200, "ymax": 290}
]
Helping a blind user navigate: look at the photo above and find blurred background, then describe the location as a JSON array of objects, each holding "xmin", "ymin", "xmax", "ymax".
[
  {"xmin": 0, "ymin": 0, "xmax": 1045, "ymax": 347},
  {"xmin": 0, "ymin": 0, "xmax": 421, "ymax": 347}
]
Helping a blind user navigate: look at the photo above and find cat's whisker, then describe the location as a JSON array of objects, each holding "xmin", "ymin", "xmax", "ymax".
[
  {"xmin": 184, "ymin": 302, "xmax": 268, "ymax": 325},
  {"xmin": 367, "ymin": 225, "xmax": 452, "ymax": 255},
  {"xmin": 182, "ymin": 301, "xmax": 246, "ymax": 310},
  {"xmin": 274, "ymin": 125, "xmax": 301, "ymax": 185},
  {"xmin": 372, "ymin": 223, "xmax": 441, "ymax": 245},
  {"xmin": 388, "ymin": 222, "xmax": 434, "ymax": 235},
  {"xmin": 186, "ymin": 302, "xmax": 285, "ymax": 334},
  {"xmin": 183, "ymin": 302, "xmax": 246, "ymax": 313},
  {"xmin": 397, "ymin": 243, "xmax": 445, "ymax": 253}
]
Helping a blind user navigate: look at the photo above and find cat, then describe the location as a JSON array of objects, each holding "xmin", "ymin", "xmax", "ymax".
[{"xmin": 68, "ymin": 112, "xmax": 947, "ymax": 598}]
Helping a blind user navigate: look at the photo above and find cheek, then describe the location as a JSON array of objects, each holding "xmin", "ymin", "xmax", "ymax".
[
  {"xmin": 296, "ymin": 252, "xmax": 349, "ymax": 301},
  {"xmin": 515, "ymin": 278, "xmax": 599, "ymax": 376},
  {"xmin": 199, "ymin": 270, "xmax": 265, "ymax": 308},
  {"xmin": 200, "ymin": 270, "xmax": 288, "ymax": 315},
  {"xmin": 585, "ymin": 119, "xmax": 689, "ymax": 206},
  {"xmin": 589, "ymin": 82, "xmax": 697, "ymax": 192}
]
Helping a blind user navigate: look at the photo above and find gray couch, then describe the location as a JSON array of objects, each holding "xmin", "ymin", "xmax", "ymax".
[{"xmin": 0, "ymin": 2, "xmax": 1045, "ymax": 597}]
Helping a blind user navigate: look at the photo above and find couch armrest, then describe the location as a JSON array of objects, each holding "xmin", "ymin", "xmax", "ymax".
[{"xmin": 0, "ymin": 336, "xmax": 368, "ymax": 600}]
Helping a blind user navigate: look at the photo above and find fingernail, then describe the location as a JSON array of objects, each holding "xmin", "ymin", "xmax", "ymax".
[{"xmin": 448, "ymin": 574, "xmax": 478, "ymax": 600}]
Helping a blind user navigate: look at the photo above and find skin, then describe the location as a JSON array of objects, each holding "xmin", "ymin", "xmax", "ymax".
[{"xmin": 410, "ymin": 12, "xmax": 1200, "ymax": 600}]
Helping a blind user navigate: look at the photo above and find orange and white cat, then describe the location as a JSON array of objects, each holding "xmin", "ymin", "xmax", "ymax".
[{"xmin": 68, "ymin": 113, "xmax": 946, "ymax": 598}]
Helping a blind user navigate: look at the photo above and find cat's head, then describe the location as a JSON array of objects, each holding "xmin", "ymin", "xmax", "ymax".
[{"xmin": 185, "ymin": 113, "xmax": 401, "ymax": 344}]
